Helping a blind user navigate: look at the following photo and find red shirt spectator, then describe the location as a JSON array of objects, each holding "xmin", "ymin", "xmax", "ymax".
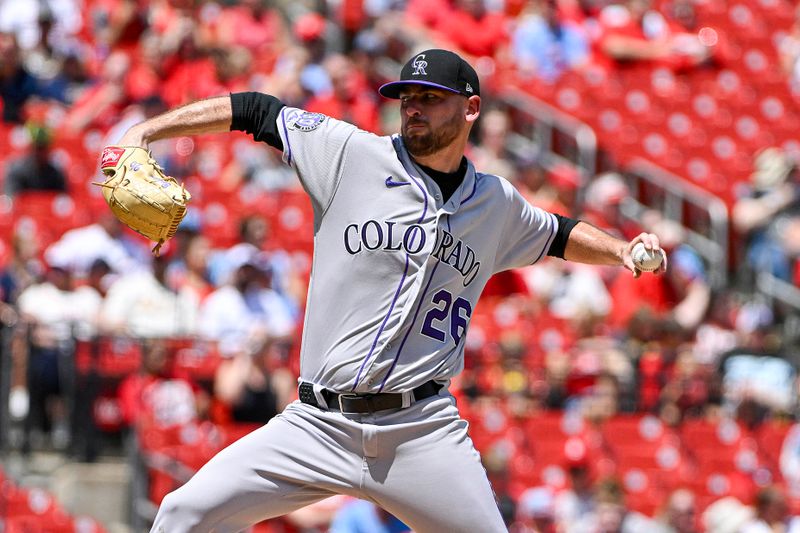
[
  {"xmin": 211, "ymin": 0, "xmax": 286, "ymax": 69},
  {"xmin": 64, "ymin": 51, "xmax": 132, "ymax": 133},
  {"xmin": 118, "ymin": 340, "xmax": 205, "ymax": 429},
  {"xmin": 596, "ymin": 0, "xmax": 712, "ymax": 71},
  {"xmin": 607, "ymin": 269, "xmax": 674, "ymax": 331},
  {"xmin": 125, "ymin": 35, "xmax": 166, "ymax": 102},
  {"xmin": 162, "ymin": 57, "xmax": 219, "ymax": 108},
  {"xmin": 306, "ymin": 54, "xmax": 380, "ymax": 133},
  {"xmin": 436, "ymin": 0, "xmax": 507, "ymax": 58},
  {"xmin": 406, "ymin": 0, "xmax": 454, "ymax": 30}
]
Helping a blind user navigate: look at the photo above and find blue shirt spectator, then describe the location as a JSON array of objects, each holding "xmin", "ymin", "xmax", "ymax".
[
  {"xmin": 329, "ymin": 499, "xmax": 410, "ymax": 533},
  {"xmin": 512, "ymin": 2, "xmax": 589, "ymax": 82}
]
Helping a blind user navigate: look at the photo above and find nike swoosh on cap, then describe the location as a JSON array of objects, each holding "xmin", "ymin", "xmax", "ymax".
[{"xmin": 385, "ymin": 176, "xmax": 410, "ymax": 188}]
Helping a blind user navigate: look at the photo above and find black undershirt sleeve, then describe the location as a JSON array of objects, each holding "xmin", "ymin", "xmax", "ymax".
[
  {"xmin": 547, "ymin": 214, "xmax": 580, "ymax": 259},
  {"xmin": 229, "ymin": 92, "xmax": 286, "ymax": 151}
]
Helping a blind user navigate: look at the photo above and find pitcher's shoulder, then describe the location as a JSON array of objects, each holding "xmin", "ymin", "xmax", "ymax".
[{"xmin": 474, "ymin": 171, "xmax": 518, "ymax": 199}]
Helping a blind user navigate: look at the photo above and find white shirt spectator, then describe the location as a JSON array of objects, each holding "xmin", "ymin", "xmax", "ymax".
[
  {"xmin": 45, "ymin": 223, "xmax": 143, "ymax": 278},
  {"xmin": 0, "ymin": 0, "xmax": 82, "ymax": 51},
  {"xmin": 70, "ymin": 284, "xmax": 104, "ymax": 339},
  {"xmin": 198, "ymin": 285, "xmax": 295, "ymax": 356},
  {"xmin": 740, "ymin": 517, "xmax": 800, "ymax": 533},
  {"xmin": 101, "ymin": 271, "xmax": 198, "ymax": 338},
  {"xmin": 17, "ymin": 280, "xmax": 75, "ymax": 344}
]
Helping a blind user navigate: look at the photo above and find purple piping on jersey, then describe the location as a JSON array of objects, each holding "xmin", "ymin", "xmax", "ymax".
[
  {"xmin": 460, "ymin": 172, "xmax": 479, "ymax": 206},
  {"xmin": 351, "ymin": 167, "xmax": 430, "ymax": 391},
  {"xmin": 533, "ymin": 213, "xmax": 558, "ymax": 264},
  {"xmin": 279, "ymin": 108, "xmax": 292, "ymax": 165},
  {"xmin": 377, "ymin": 215, "xmax": 450, "ymax": 392},
  {"xmin": 351, "ymin": 253, "xmax": 410, "ymax": 390}
]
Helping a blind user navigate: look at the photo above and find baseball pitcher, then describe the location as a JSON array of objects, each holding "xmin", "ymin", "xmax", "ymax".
[{"xmin": 107, "ymin": 49, "xmax": 666, "ymax": 532}]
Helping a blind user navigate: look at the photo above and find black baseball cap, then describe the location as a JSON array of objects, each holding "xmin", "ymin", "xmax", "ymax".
[{"xmin": 379, "ymin": 49, "xmax": 480, "ymax": 99}]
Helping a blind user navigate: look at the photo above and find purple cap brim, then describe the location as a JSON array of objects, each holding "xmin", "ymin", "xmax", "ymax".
[{"xmin": 378, "ymin": 80, "xmax": 461, "ymax": 99}]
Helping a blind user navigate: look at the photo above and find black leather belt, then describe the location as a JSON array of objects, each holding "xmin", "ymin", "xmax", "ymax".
[{"xmin": 298, "ymin": 380, "xmax": 442, "ymax": 414}]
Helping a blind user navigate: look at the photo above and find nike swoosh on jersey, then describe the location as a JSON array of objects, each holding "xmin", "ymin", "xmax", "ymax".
[{"xmin": 385, "ymin": 176, "xmax": 410, "ymax": 188}]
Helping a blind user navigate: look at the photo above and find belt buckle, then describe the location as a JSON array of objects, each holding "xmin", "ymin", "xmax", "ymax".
[{"xmin": 337, "ymin": 393, "xmax": 361, "ymax": 413}]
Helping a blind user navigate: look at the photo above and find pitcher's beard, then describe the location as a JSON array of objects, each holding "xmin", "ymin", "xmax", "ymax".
[{"xmin": 403, "ymin": 113, "xmax": 463, "ymax": 158}]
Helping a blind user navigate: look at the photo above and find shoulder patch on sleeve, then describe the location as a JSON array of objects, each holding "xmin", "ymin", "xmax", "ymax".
[{"xmin": 289, "ymin": 111, "xmax": 327, "ymax": 132}]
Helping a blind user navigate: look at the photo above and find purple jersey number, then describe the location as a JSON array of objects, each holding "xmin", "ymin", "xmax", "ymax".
[{"xmin": 421, "ymin": 289, "xmax": 473, "ymax": 345}]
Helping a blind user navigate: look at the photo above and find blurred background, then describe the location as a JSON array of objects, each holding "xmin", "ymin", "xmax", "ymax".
[{"xmin": 1, "ymin": 0, "xmax": 800, "ymax": 531}]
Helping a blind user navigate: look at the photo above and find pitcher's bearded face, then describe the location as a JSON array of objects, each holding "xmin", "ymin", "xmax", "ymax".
[{"xmin": 399, "ymin": 88, "xmax": 467, "ymax": 158}]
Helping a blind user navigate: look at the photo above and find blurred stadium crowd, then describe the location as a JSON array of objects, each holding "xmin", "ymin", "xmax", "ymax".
[{"xmin": 2, "ymin": 0, "xmax": 800, "ymax": 531}]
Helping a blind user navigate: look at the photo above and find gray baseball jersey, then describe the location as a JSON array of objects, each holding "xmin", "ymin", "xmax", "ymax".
[
  {"xmin": 277, "ymin": 107, "xmax": 558, "ymax": 394},
  {"xmin": 150, "ymin": 103, "xmax": 559, "ymax": 533}
]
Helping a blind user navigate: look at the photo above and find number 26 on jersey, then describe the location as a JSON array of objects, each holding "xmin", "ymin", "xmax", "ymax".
[{"xmin": 421, "ymin": 289, "xmax": 473, "ymax": 345}]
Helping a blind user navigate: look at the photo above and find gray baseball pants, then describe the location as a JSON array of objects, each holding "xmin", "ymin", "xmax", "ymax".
[{"xmin": 150, "ymin": 391, "xmax": 506, "ymax": 532}]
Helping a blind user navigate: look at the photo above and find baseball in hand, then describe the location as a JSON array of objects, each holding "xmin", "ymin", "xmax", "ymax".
[{"xmin": 632, "ymin": 242, "xmax": 664, "ymax": 272}]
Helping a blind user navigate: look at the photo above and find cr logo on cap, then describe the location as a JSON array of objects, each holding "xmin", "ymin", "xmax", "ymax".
[{"xmin": 412, "ymin": 54, "xmax": 428, "ymax": 76}]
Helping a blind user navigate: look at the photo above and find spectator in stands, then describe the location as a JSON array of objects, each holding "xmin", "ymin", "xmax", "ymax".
[
  {"xmin": 293, "ymin": 12, "xmax": 332, "ymax": 98},
  {"xmin": 329, "ymin": 498, "xmax": 410, "ymax": 533},
  {"xmin": 1, "ymin": 225, "xmax": 42, "ymax": 423},
  {"xmin": 118, "ymin": 339, "xmax": 207, "ymax": 430},
  {"xmin": 517, "ymin": 160, "xmax": 581, "ymax": 219},
  {"xmin": 209, "ymin": 216, "xmax": 301, "ymax": 310},
  {"xmin": 580, "ymin": 371, "xmax": 621, "ymax": 424},
  {"xmin": 608, "ymin": 216, "xmax": 710, "ymax": 334},
  {"xmin": 0, "ymin": 224, "xmax": 43, "ymax": 311},
  {"xmin": 15, "ymin": 256, "xmax": 77, "ymax": 451},
  {"xmin": 568, "ymin": 477, "xmax": 659, "ymax": 532},
  {"xmin": 103, "ymin": 95, "xmax": 168, "ymax": 158},
  {"xmin": 721, "ymin": 352, "xmax": 796, "ymax": 427},
  {"xmin": 733, "ymin": 147, "xmax": 800, "ymax": 283},
  {"xmin": 581, "ymin": 172, "xmax": 635, "ymax": 239},
  {"xmin": 101, "ymin": 249, "xmax": 198, "ymax": 338},
  {"xmin": 124, "ymin": 32, "xmax": 166, "ymax": 103},
  {"xmin": 653, "ymin": 488, "xmax": 697, "ymax": 533},
  {"xmin": 0, "ymin": 32, "xmax": 40, "ymax": 123},
  {"xmin": 406, "ymin": 0, "xmax": 454, "ymax": 31},
  {"xmin": 554, "ymin": 456, "xmax": 595, "ymax": 529},
  {"xmin": 88, "ymin": 0, "xmax": 146, "ymax": 51},
  {"xmin": 435, "ymin": 0, "xmax": 507, "ymax": 58},
  {"xmin": 22, "ymin": 11, "xmax": 62, "ymax": 83},
  {"xmin": 468, "ymin": 108, "xmax": 517, "ymax": 181},
  {"xmin": 4, "ymin": 123, "xmax": 67, "ymax": 196},
  {"xmin": 512, "ymin": 0, "xmax": 590, "ymax": 83},
  {"xmin": 64, "ymin": 50, "xmax": 131, "ymax": 133},
  {"xmin": 199, "ymin": 247, "xmax": 295, "ymax": 356},
  {"xmin": 512, "ymin": 486, "xmax": 557, "ymax": 533},
  {"xmin": 597, "ymin": 0, "xmax": 713, "ymax": 70},
  {"xmin": 213, "ymin": 333, "xmax": 294, "ymax": 424},
  {"xmin": 209, "ymin": 220, "xmax": 271, "ymax": 287},
  {"xmin": 44, "ymin": 214, "xmax": 145, "ymax": 278},
  {"xmin": 167, "ymin": 232, "xmax": 213, "ymax": 310},
  {"xmin": 218, "ymin": 132, "xmax": 297, "ymax": 193},
  {"xmin": 739, "ymin": 485, "xmax": 800, "ymax": 533},
  {"xmin": 38, "ymin": 51, "xmax": 89, "ymax": 105},
  {"xmin": 211, "ymin": 0, "xmax": 288, "ymax": 58},
  {"xmin": 701, "ymin": 497, "xmax": 754, "ymax": 533},
  {"xmin": 69, "ymin": 258, "xmax": 109, "ymax": 340},
  {"xmin": 0, "ymin": 0, "xmax": 82, "ymax": 52},
  {"xmin": 306, "ymin": 54, "xmax": 380, "ymax": 133}
]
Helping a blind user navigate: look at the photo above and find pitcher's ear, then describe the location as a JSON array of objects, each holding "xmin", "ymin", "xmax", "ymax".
[{"xmin": 466, "ymin": 95, "xmax": 481, "ymax": 123}]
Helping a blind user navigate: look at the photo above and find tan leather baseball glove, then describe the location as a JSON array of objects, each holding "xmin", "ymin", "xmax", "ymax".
[{"xmin": 95, "ymin": 146, "xmax": 191, "ymax": 255}]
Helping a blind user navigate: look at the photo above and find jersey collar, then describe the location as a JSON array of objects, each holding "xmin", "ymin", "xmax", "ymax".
[{"xmin": 392, "ymin": 134, "xmax": 478, "ymax": 215}]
